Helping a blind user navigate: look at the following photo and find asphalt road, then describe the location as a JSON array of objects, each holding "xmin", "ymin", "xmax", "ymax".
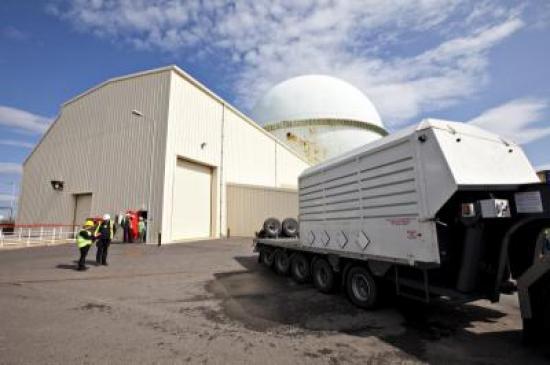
[{"xmin": 0, "ymin": 239, "xmax": 548, "ymax": 364}]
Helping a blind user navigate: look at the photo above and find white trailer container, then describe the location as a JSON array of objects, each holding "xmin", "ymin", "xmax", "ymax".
[
  {"xmin": 254, "ymin": 119, "xmax": 550, "ymax": 342},
  {"xmin": 298, "ymin": 119, "xmax": 538, "ymax": 265}
]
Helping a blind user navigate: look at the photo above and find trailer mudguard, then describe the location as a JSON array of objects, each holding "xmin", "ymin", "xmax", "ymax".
[{"xmin": 517, "ymin": 229, "xmax": 550, "ymax": 321}]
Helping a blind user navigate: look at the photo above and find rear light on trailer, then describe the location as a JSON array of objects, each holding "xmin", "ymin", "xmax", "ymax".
[{"xmin": 461, "ymin": 203, "xmax": 476, "ymax": 218}]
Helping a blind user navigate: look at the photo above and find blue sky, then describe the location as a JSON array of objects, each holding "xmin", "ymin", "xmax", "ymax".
[{"xmin": 1, "ymin": 0, "xmax": 549, "ymax": 214}]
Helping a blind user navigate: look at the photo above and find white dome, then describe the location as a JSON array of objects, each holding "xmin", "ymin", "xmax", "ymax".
[{"xmin": 251, "ymin": 75, "xmax": 382, "ymax": 127}]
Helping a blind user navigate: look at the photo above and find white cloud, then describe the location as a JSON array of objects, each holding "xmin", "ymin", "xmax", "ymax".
[
  {"xmin": 0, "ymin": 105, "xmax": 52, "ymax": 134},
  {"xmin": 0, "ymin": 139, "xmax": 34, "ymax": 149},
  {"xmin": 531, "ymin": 1, "xmax": 550, "ymax": 29},
  {"xmin": 48, "ymin": 1, "xmax": 528, "ymax": 125},
  {"xmin": 0, "ymin": 163, "xmax": 22, "ymax": 175},
  {"xmin": 468, "ymin": 98, "xmax": 550, "ymax": 144}
]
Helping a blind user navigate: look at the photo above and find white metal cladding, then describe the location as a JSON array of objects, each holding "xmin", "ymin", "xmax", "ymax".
[
  {"xmin": 17, "ymin": 70, "xmax": 172, "ymax": 243},
  {"xmin": 161, "ymin": 70, "xmax": 310, "ymax": 242},
  {"xmin": 298, "ymin": 119, "xmax": 539, "ymax": 265},
  {"xmin": 162, "ymin": 71, "xmax": 223, "ymax": 240},
  {"xmin": 276, "ymin": 143, "xmax": 311, "ymax": 189},
  {"xmin": 432, "ymin": 126, "xmax": 538, "ymax": 186},
  {"xmin": 223, "ymin": 108, "xmax": 277, "ymax": 186},
  {"xmin": 227, "ymin": 183, "xmax": 298, "ymax": 237},
  {"xmin": 299, "ymin": 133, "xmax": 433, "ymax": 263}
]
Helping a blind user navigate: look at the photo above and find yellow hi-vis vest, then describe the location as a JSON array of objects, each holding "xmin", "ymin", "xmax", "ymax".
[{"xmin": 76, "ymin": 229, "xmax": 93, "ymax": 248}]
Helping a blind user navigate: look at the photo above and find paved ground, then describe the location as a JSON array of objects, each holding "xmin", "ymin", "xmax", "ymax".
[{"xmin": 0, "ymin": 238, "xmax": 548, "ymax": 364}]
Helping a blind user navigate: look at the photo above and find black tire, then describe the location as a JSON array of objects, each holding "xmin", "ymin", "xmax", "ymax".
[
  {"xmin": 281, "ymin": 218, "xmax": 299, "ymax": 237},
  {"xmin": 312, "ymin": 258, "xmax": 336, "ymax": 293},
  {"xmin": 346, "ymin": 266, "xmax": 379, "ymax": 309},
  {"xmin": 291, "ymin": 254, "xmax": 311, "ymax": 283},
  {"xmin": 263, "ymin": 218, "xmax": 282, "ymax": 238},
  {"xmin": 261, "ymin": 248, "xmax": 275, "ymax": 267},
  {"xmin": 274, "ymin": 250, "xmax": 291, "ymax": 275}
]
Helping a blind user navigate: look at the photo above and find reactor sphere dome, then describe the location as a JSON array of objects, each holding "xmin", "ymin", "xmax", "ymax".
[{"xmin": 251, "ymin": 75, "xmax": 388, "ymax": 164}]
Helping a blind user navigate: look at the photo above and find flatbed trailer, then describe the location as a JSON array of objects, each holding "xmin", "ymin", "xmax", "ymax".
[{"xmin": 253, "ymin": 120, "xmax": 550, "ymax": 341}]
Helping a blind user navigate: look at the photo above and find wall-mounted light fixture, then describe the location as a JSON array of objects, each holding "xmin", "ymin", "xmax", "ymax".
[
  {"xmin": 50, "ymin": 180, "xmax": 64, "ymax": 191},
  {"xmin": 200, "ymin": 142, "xmax": 207, "ymax": 149},
  {"xmin": 131, "ymin": 109, "xmax": 144, "ymax": 117}
]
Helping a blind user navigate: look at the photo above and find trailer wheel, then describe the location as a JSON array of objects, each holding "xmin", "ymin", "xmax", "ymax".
[
  {"xmin": 290, "ymin": 254, "xmax": 311, "ymax": 283},
  {"xmin": 281, "ymin": 218, "xmax": 299, "ymax": 237},
  {"xmin": 346, "ymin": 266, "xmax": 378, "ymax": 309},
  {"xmin": 260, "ymin": 248, "xmax": 275, "ymax": 267},
  {"xmin": 263, "ymin": 218, "xmax": 282, "ymax": 238},
  {"xmin": 312, "ymin": 258, "xmax": 336, "ymax": 293},
  {"xmin": 274, "ymin": 250, "xmax": 290, "ymax": 275}
]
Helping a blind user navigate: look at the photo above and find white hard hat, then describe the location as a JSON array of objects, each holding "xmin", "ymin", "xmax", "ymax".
[{"xmin": 103, "ymin": 214, "xmax": 111, "ymax": 221}]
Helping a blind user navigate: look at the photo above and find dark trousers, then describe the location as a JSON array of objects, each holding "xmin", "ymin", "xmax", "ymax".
[
  {"xmin": 78, "ymin": 245, "xmax": 90, "ymax": 270},
  {"xmin": 123, "ymin": 227, "xmax": 132, "ymax": 243},
  {"xmin": 96, "ymin": 239, "xmax": 111, "ymax": 265}
]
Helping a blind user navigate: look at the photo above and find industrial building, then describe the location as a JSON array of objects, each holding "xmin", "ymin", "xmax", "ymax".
[
  {"xmin": 17, "ymin": 65, "xmax": 310, "ymax": 243},
  {"xmin": 252, "ymin": 75, "xmax": 388, "ymax": 164}
]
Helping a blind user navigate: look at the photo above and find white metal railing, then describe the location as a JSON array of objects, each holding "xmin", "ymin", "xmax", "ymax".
[{"xmin": 0, "ymin": 225, "xmax": 79, "ymax": 248}]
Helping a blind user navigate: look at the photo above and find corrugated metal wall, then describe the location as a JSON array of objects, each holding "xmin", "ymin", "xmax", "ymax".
[
  {"xmin": 227, "ymin": 184, "xmax": 298, "ymax": 237},
  {"xmin": 162, "ymin": 69, "xmax": 310, "ymax": 241},
  {"xmin": 276, "ymin": 143, "xmax": 311, "ymax": 189},
  {"xmin": 17, "ymin": 70, "xmax": 171, "ymax": 242},
  {"xmin": 18, "ymin": 65, "xmax": 309, "ymax": 244},
  {"xmin": 223, "ymin": 108, "xmax": 277, "ymax": 186}
]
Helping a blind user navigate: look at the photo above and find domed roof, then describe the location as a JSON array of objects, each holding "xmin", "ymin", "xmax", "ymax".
[{"xmin": 251, "ymin": 75, "xmax": 383, "ymax": 127}]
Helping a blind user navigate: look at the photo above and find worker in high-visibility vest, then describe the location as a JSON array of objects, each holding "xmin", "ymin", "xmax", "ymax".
[
  {"xmin": 76, "ymin": 221, "xmax": 95, "ymax": 271},
  {"xmin": 95, "ymin": 214, "xmax": 115, "ymax": 266}
]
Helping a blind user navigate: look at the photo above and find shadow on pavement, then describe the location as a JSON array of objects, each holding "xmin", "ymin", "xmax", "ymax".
[
  {"xmin": 204, "ymin": 255, "xmax": 550, "ymax": 363},
  {"xmin": 55, "ymin": 260, "xmax": 98, "ymax": 270}
]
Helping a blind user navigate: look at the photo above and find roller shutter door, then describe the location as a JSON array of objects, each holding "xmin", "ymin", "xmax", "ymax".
[{"xmin": 171, "ymin": 159, "xmax": 212, "ymax": 240}]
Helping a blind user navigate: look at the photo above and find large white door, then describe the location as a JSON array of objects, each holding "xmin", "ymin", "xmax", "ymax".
[
  {"xmin": 73, "ymin": 194, "xmax": 92, "ymax": 226},
  {"xmin": 171, "ymin": 159, "xmax": 212, "ymax": 240}
]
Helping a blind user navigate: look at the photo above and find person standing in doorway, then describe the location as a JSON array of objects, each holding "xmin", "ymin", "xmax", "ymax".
[
  {"xmin": 76, "ymin": 221, "xmax": 95, "ymax": 271},
  {"xmin": 138, "ymin": 217, "xmax": 146, "ymax": 243},
  {"xmin": 122, "ymin": 213, "xmax": 132, "ymax": 243},
  {"xmin": 95, "ymin": 214, "xmax": 115, "ymax": 266}
]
